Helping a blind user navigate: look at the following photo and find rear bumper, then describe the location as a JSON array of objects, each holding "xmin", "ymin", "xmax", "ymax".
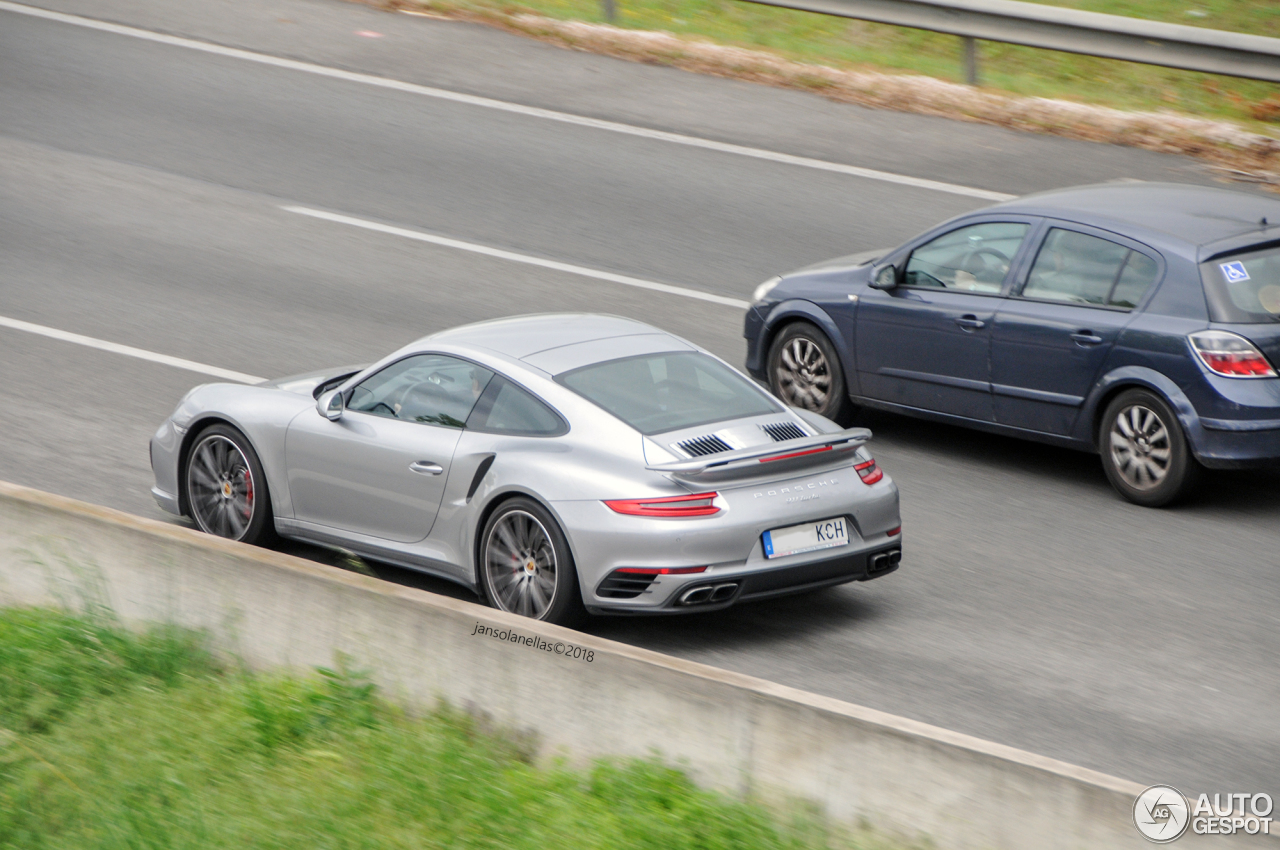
[
  {"xmin": 584, "ymin": 539, "xmax": 901, "ymax": 616},
  {"xmin": 737, "ymin": 542, "xmax": 901, "ymax": 601},
  {"xmin": 1191, "ymin": 419, "xmax": 1280, "ymax": 469},
  {"xmin": 553, "ymin": 467, "xmax": 900, "ymax": 615},
  {"xmin": 1186, "ymin": 372, "xmax": 1280, "ymax": 468}
]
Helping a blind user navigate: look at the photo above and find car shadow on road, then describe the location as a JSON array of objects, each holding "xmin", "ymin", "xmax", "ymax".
[
  {"xmin": 274, "ymin": 530, "xmax": 889, "ymax": 652},
  {"xmin": 856, "ymin": 408, "xmax": 1280, "ymax": 514},
  {"xmin": 581, "ymin": 583, "xmax": 889, "ymax": 654}
]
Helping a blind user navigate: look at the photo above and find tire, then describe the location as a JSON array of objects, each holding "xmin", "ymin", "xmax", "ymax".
[
  {"xmin": 184, "ymin": 423, "xmax": 277, "ymax": 544},
  {"xmin": 478, "ymin": 497, "xmax": 586, "ymax": 626},
  {"xmin": 766, "ymin": 322, "xmax": 854, "ymax": 424},
  {"xmin": 1099, "ymin": 389, "xmax": 1200, "ymax": 507}
]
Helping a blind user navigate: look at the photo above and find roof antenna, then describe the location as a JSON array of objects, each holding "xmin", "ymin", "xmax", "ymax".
[{"xmin": 1263, "ymin": 216, "xmax": 1270, "ymax": 226}]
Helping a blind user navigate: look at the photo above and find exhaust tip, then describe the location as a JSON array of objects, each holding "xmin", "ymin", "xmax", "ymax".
[
  {"xmin": 869, "ymin": 548, "xmax": 902, "ymax": 575},
  {"xmin": 709, "ymin": 583, "xmax": 739, "ymax": 603},
  {"xmin": 678, "ymin": 586, "xmax": 714, "ymax": 605},
  {"xmin": 677, "ymin": 582, "xmax": 740, "ymax": 606}
]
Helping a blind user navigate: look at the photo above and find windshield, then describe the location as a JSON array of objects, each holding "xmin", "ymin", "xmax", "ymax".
[
  {"xmin": 1201, "ymin": 245, "xmax": 1280, "ymax": 323},
  {"xmin": 557, "ymin": 351, "xmax": 781, "ymax": 435}
]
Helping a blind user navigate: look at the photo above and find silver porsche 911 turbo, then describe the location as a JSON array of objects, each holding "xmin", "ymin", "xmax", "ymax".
[{"xmin": 150, "ymin": 314, "xmax": 902, "ymax": 624}]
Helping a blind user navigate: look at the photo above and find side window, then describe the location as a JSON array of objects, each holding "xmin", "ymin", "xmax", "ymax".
[
  {"xmin": 1109, "ymin": 251, "xmax": 1160, "ymax": 309},
  {"xmin": 466, "ymin": 377, "xmax": 566, "ymax": 436},
  {"xmin": 1021, "ymin": 228, "xmax": 1156, "ymax": 309},
  {"xmin": 903, "ymin": 222, "xmax": 1030, "ymax": 292},
  {"xmin": 348, "ymin": 354, "xmax": 493, "ymax": 428}
]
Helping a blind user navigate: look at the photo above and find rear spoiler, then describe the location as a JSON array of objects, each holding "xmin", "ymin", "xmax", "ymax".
[{"xmin": 647, "ymin": 428, "xmax": 870, "ymax": 481}]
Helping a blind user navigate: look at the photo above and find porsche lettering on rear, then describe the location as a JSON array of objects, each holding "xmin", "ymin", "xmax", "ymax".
[{"xmin": 753, "ymin": 477, "xmax": 838, "ymax": 499}]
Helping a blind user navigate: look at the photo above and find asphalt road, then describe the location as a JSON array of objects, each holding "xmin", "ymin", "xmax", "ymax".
[{"xmin": 2, "ymin": 0, "xmax": 1277, "ymax": 796}]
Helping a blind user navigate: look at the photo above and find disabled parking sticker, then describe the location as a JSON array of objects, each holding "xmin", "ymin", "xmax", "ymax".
[{"xmin": 1220, "ymin": 261, "xmax": 1250, "ymax": 283}]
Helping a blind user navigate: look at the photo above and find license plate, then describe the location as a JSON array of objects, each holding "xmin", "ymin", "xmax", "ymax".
[{"xmin": 762, "ymin": 516, "xmax": 850, "ymax": 559}]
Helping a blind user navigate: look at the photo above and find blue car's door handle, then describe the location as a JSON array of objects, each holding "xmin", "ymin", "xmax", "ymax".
[
  {"xmin": 409, "ymin": 461, "xmax": 444, "ymax": 475},
  {"xmin": 1071, "ymin": 332, "xmax": 1104, "ymax": 345},
  {"xmin": 954, "ymin": 315, "xmax": 985, "ymax": 331}
]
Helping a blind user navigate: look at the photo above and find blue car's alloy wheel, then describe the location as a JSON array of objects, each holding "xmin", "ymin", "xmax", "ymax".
[
  {"xmin": 1100, "ymin": 389, "xmax": 1198, "ymax": 507},
  {"xmin": 767, "ymin": 323, "xmax": 851, "ymax": 423}
]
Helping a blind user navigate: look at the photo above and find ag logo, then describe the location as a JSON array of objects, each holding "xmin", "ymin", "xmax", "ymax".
[{"xmin": 1134, "ymin": 785, "xmax": 1190, "ymax": 843}]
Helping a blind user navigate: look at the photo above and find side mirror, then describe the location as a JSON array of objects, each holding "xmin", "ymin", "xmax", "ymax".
[
  {"xmin": 870, "ymin": 264, "xmax": 899, "ymax": 290},
  {"xmin": 317, "ymin": 389, "xmax": 345, "ymax": 421}
]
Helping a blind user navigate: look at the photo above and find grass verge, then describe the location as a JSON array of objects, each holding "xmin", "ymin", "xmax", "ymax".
[
  {"xmin": 0, "ymin": 608, "xmax": 898, "ymax": 849},
  {"xmin": 401, "ymin": 0, "xmax": 1280, "ymax": 124}
]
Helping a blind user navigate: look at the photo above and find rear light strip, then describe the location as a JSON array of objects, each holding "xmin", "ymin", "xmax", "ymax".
[
  {"xmin": 758, "ymin": 445, "xmax": 833, "ymax": 463},
  {"xmin": 614, "ymin": 566, "xmax": 708, "ymax": 576},
  {"xmin": 604, "ymin": 491, "xmax": 720, "ymax": 517},
  {"xmin": 855, "ymin": 459, "xmax": 884, "ymax": 485}
]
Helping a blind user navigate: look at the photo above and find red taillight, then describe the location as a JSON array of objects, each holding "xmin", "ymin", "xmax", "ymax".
[
  {"xmin": 604, "ymin": 492, "xmax": 720, "ymax": 517},
  {"xmin": 1198, "ymin": 351, "xmax": 1275, "ymax": 376},
  {"xmin": 1190, "ymin": 330, "xmax": 1277, "ymax": 378},
  {"xmin": 855, "ymin": 459, "xmax": 883, "ymax": 485},
  {"xmin": 887, "ymin": 526, "xmax": 901, "ymax": 536},
  {"xmin": 613, "ymin": 566, "xmax": 708, "ymax": 575},
  {"xmin": 759, "ymin": 445, "xmax": 833, "ymax": 463}
]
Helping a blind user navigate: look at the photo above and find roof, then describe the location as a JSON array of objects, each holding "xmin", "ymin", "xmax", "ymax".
[
  {"xmin": 992, "ymin": 183, "xmax": 1280, "ymax": 253},
  {"xmin": 423, "ymin": 313, "xmax": 679, "ymax": 361}
]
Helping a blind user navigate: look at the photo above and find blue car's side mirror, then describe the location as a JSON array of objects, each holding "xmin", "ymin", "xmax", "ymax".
[{"xmin": 870, "ymin": 264, "xmax": 899, "ymax": 290}]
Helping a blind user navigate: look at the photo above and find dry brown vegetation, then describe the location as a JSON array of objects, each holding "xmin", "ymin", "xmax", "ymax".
[{"xmin": 373, "ymin": 0, "xmax": 1280, "ymax": 188}]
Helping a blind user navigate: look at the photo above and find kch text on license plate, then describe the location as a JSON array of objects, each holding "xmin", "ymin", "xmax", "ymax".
[{"xmin": 762, "ymin": 516, "xmax": 849, "ymax": 559}]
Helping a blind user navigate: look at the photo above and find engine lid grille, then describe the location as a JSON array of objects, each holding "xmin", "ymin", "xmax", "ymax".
[
  {"xmin": 762, "ymin": 421, "xmax": 808, "ymax": 442},
  {"xmin": 676, "ymin": 435, "xmax": 734, "ymax": 457}
]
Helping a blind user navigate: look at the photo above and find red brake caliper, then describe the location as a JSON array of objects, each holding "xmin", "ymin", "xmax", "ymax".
[{"xmin": 242, "ymin": 470, "xmax": 254, "ymax": 519}]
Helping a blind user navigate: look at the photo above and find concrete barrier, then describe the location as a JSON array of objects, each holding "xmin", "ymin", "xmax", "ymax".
[{"xmin": 0, "ymin": 480, "xmax": 1267, "ymax": 849}]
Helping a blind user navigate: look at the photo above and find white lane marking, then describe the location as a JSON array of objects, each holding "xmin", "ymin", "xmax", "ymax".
[
  {"xmin": 283, "ymin": 206, "xmax": 754, "ymax": 309},
  {"xmin": 0, "ymin": 315, "xmax": 265, "ymax": 383},
  {"xmin": 0, "ymin": 0, "xmax": 1015, "ymax": 203}
]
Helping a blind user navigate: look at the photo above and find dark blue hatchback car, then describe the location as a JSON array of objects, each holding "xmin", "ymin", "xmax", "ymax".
[{"xmin": 744, "ymin": 183, "xmax": 1280, "ymax": 506}]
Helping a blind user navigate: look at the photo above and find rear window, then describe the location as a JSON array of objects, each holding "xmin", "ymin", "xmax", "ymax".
[
  {"xmin": 557, "ymin": 352, "xmax": 780, "ymax": 435},
  {"xmin": 1202, "ymin": 245, "xmax": 1280, "ymax": 323}
]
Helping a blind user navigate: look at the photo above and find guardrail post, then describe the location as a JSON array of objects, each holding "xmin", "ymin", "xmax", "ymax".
[
  {"xmin": 962, "ymin": 36, "xmax": 979, "ymax": 85},
  {"xmin": 602, "ymin": 0, "xmax": 616, "ymax": 22}
]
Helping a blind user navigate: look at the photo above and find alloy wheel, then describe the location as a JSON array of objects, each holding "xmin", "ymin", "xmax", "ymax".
[
  {"xmin": 775, "ymin": 336, "xmax": 831, "ymax": 410},
  {"xmin": 1108, "ymin": 404, "xmax": 1172, "ymax": 491},
  {"xmin": 484, "ymin": 510, "xmax": 558, "ymax": 619},
  {"xmin": 188, "ymin": 435, "xmax": 255, "ymax": 539}
]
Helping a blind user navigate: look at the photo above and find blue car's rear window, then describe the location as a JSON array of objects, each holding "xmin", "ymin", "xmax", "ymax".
[
  {"xmin": 558, "ymin": 352, "xmax": 780, "ymax": 435},
  {"xmin": 1202, "ymin": 245, "xmax": 1280, "ymax": 323}
]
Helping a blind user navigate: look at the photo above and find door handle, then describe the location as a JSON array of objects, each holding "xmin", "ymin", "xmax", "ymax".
[
  {"xmin": 409, "ymin": 461, "xmax": 444, "ymax": 476},
  {"xmin": 1071, "ymin": 332, "xmax": 1104, "ymax": 345},
  {"xmin": 955, "ymin": 315, "xmax": 985, "ymax": 330}
]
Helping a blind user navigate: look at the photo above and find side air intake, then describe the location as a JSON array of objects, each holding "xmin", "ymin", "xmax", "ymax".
[
  {"xmin": 762, "ymin": 421, "xmax": 808, "ymax": 442},
  {"xmin": 597, "ymin": 572, "xmax": 656, "ymax": 599},
  {"xmin": 677, "ymin": 435, "xmax": 733, "ymax": 457}
]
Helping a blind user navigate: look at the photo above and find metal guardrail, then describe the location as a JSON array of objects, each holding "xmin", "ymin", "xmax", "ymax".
[{"xmin": 603, "ymin": 0, "xmax": 1280, "ymax": 86}]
